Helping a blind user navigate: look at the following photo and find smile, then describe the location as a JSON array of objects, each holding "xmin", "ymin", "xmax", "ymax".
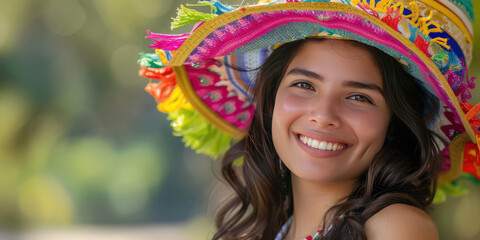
[{"xmin": 299, "ymin": 135, "xmax": 347, "ymax": 151}]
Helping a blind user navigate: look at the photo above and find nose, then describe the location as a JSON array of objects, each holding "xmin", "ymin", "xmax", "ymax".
[{"xmin": 307, "ymin": 97, "xmax": 342, "ymax": 128}]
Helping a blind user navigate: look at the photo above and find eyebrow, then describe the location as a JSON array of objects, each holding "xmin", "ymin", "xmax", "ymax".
[
  {"xmin": 286, "ymin": 68, "xmax": 323, "ymax": 80},
  {"xmin": 286, "ymin": 67, "xmax": 384, "ymax": 95},
  {"xmin": 342, "ymin": 81, "xmax": 384, "ymax": 96}
]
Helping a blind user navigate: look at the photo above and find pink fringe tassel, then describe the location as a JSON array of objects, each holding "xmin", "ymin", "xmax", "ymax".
[
  {"xmin": 461, "ymin": 64, "xmax": 477, "ymax": 102},
  {"xmin": 145, "ymin": 30, "xmax": 191, "ymax": 50},
  {"xmin": 446, "ymin": 61, "xmax": 477, "ymax": 102}
]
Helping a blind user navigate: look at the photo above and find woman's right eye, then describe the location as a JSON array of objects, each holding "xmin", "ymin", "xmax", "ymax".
[{"xmin": 293, "ymin": 81, "xmax": 314, "ymax": 90}]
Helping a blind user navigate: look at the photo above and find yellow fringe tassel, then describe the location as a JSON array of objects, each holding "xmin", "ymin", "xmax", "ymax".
[{"xmin": 157, "ymin": 87, "xmax": 193, "ymax": 113}]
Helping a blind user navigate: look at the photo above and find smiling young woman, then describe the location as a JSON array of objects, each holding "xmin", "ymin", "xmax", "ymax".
[
  {"xmin": 272, "ymin": 40, "xmax": 393, "ymax": 238},
  {"xmin": 213, "ymin": 38, "xmax": 442, "ymax": 240},
  {"xmin": 138, "ymin": 1, "xmax": 478, "ymax": 239}
]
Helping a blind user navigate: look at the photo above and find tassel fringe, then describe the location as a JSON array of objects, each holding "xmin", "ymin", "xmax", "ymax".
[
  {"xmin": 171, "ymin": 5, "xmax": 217, "ymax": 30},
  {"xmin": 444, "ymin": 61, "xmax": 477, "ymax": 102},
  {"xmin": 168, "ymin": 108, "xmax": 232, "ymax": 158},
  {"xmin": 139, "ymin": 66, "xmax": 176, "ymax": 81},
  {"xmin": 460, "ymin": 63, "xmax": 477, "ymax": 101},
  {"xmin": 145, "ymin": 81, "xmax": 176, "ymax": 103},
  {"xmin": 157, "ymin": 87, "xmax": 193, "ymax": 113},
  {"xmin": 194, "ymin": 1, "xmax": 236, "ymax": 15},
  {"xmin": 141, "ymin": 65, "xmax": 178, "ymax": 103},
  {"xmin": 155, "ymin": 49, "xmax": 175, "ymax": 66},
  {"xmin": 138, "ymin": 52, "xmax": 166, "ymax": 68},
  {"xmin": 433, "ymin": 181, "xmax": 468, "ymax": 203},
  {"xmin": 146, "ymin": 30, "xmax": 190, "ymax": 50}
]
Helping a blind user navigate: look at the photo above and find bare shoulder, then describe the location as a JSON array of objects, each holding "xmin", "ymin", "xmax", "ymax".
[{"xmin": 364, "ymin": 204, "xmax": 439, "ymax": 240}]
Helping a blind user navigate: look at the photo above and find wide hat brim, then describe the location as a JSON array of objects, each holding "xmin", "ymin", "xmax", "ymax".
[{"xmin": 139, "ymin": 0, "xmax": 479, "ymax": 202}]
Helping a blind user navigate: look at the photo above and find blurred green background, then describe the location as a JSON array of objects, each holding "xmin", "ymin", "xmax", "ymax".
[{"xmin": 0, "ymin": 0, "xmax": 479, "ymax": 239}]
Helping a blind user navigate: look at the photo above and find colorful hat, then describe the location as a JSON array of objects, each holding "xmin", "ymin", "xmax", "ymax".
[{"xmin": 138, "ymin": 0, "xmax": 479, "ymax": 203}]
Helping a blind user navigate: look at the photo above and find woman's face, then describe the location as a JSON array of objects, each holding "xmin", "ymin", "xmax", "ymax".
[{"xmin": 272, "ymin": 40, "xmax": 391, "ymax": 185}]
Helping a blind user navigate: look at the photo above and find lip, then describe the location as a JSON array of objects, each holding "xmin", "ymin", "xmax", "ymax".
[{"xmin": 294, "ymin": 132, "xmax": 350, "ymax": 158}]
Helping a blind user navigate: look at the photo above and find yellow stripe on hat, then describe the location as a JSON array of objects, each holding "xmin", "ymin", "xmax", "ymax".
[
  {"xmin": 438, "ymin": 132, "xmax": 470, "ymax": 185},
  {"xmin": 422, "ymin": 0, "xmax": 473, "ymax": 43},
  {"xmin": 173, "ymin": 65, "xmax": 244, "ymax": 138}
]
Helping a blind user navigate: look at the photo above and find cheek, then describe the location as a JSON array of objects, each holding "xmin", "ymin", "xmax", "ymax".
[
  {"xmin": 273, "ymin": 92, "xmax": 305, "ymax": 127},
  {"xmin": 348, "ymin": 109, "xmax": 390, "ymax": 147},
  {"xmin": 274, "ymin": 91, "xmax": 308, "ymax": 116},
  {"xmin": 272, "ymin": 92, "xmax": 307, "ymax": 153}
]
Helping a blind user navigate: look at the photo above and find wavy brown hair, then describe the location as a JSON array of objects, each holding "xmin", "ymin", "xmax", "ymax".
[{"xmin": 212, "ymin": 39, "xmax": 443, "ymax": 240}]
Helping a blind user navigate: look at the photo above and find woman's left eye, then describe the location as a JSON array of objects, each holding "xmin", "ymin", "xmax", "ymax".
[
  {"xmin": 292, "ymin": 81, "xmax": 315, "ymax": 90},
  {"xmin": 347, "ymin": 95, "xmax": 373, "ymax": 104}
]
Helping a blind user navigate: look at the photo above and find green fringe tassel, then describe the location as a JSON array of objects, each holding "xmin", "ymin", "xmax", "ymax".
[
  {"xmin": 433, "ymin": 173, "xmax": 480, "ymax": 203},
  {"xmin": 171, "ymin": 5, "xmax": 217, "ymax": 30},
  {"xmin": 168, "ymin": 108, "xmax": 232, "ymax": 158},
  {"xmin": 137, "ymin": 52, "xmax": 165, "ymax": 68},
  {"xmin": 461, "ymin": 173, "xmax": 480, "ymax": 185},
  {"xmin": 187, "ymin": 2, "xmax": 216, "ymax": 14},
  {"xmin": 433, "ymin": 180, "xmax": 469, "ymax": 203}
]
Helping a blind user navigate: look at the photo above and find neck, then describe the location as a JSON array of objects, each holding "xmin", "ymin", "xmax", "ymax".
[{"xmin": 286, "ymin": 176, "xmax": 356, "ymax": 240}]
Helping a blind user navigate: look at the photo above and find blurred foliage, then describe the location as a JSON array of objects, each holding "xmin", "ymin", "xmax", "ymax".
[
  {"xmin": 0, "ymin": 0, "xmax": 479, "ymax": 239},
  {"xmin": 0, "ymin": 0, "xmax": 218, "ymax": 230}
]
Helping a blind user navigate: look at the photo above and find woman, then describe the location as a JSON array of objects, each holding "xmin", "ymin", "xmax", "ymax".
[
  {"xmin": 138, "ymin": 0, "xmax": 478, "ymax": 239},
  {"xmin": 215, "ymin": 38, "xmax": 441, "ymax": 239}
]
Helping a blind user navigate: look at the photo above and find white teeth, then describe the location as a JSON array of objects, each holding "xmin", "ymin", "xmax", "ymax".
[{"xmin": 299, "ymin": 135, "xmax": 346, "ymax": 151}]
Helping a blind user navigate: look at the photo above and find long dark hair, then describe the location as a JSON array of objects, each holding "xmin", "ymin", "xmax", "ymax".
[{"xmin": 213, "ymin": 39, "xmax": 442, "ymax": 240}]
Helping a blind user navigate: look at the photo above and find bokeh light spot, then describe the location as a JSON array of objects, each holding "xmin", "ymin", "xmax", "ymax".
[
  {"xmin": 107, "ymin": 169, "xmax": 149, "ymax": 218},
  {"xmin": 0, "ymin": 20, "xmax": 8, "ymax": 51},
  {"xmin": 107, "ymin": 142, "xmax": 164, "ymax": 218},
  {"xmin": 110, "ymin": 45, "xmax": 142, "ymax": 86},
  {"xmin": 0, "ymin": 88, "xmax": 29, "ymax": 148},
  {"xmin": 18, "ymin": 176, "xmax": 73, "ymax": 225},
  {"xmin": 41, "ymin": 0, "xmax": 86, "ymax": 36},
  {"xmin": 25, "ymin": 115, "xmax": 66, "ymax": 171},
  {"xmin": 453, "ymin": 184, "xmax": 480, "ymax": 239},
  {"xmin": 67, "ymin": 137, "xmax": 116, "ymax": 187},
  {"xmin": 131, "ymin": 0, "xmax": 171, "ymax": 18}
]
